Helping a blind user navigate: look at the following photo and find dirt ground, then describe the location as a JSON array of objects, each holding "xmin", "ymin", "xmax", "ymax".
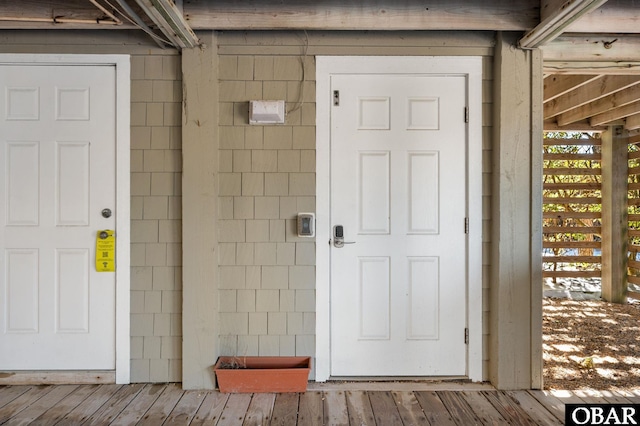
[{"xmin": 543, "ymin": 298, "xmax": 640, "ymax": 390}]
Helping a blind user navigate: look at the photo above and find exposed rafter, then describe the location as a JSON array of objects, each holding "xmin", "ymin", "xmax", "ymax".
[
  {"xmin": 519, "ymin": 0, "xmax": 609, "ymax": 49},
  {"xmin": 134, "ymin": 0, "xmax": 199, "ymax": 49}
]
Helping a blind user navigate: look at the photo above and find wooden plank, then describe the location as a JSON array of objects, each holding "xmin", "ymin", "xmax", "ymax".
[
  {"xmin": 608, "ymin": 124, "xmax": 634, "ymax": 312},
  {"xmin": 323, "ymin": 391, "xmax": 349, "ymax": 426},
  {"xmin": 628, "ymin": 149, "xmax": 640, "ymax": 160},
  {"xmin": 592, "ymin": 100, "xmax": 640, "ymax": 127},
  {"xmin": 0, "ymin": 385, "xmax": 54, "ymax": 422},
  {"xmin": 542, "ymin": 211, "xmax": 601, "ymax": 219},
  {"xmin": 57, "ymin": 384, "xmax": 123, "ymax": 426},
  {"xmin": 544, "ymin": 74, "xmax": 601, "ymax": 103},
  {"xmin": 459, "ymin": 391, "xmax": 509, "ymax": 426},
  {"xmin": 108, "ymin": 383, "xmax": 165, "ymax": 425},
  {"xmin": 181, "ymin": 31, "xmax": 220, "ymax": 389},
  {"xmin": 627, "ymin": 259, "xmax": 640, "ymax": 269},
  {"xmin": 543, "ymin": 226, "xmax": 601, "ymax": 233},
  {"xmin": 217, "ymin": 394, "xmax": 252, "ymax": 426},
  {"xmin": 243, "ymin": 393, "xmax": 276, "ymax": 426},
  {"xmin": 185, "ymin": 0, "xmax": 538, "ymax": 31},
  {"xmin": 527, "ymin": 390, "xmax": 566, "ymax": 422},
  {"xmin": 1, "ymin": 385, "xmax": 77, "ymax": 425},
  {"xmin": 543, "ymin": 241, "xmax": 601, "ymax": 248},
  {"xmin": 0, "ymin": 386, "xmax": 30, "ymax": 409},
  {"xmin": 544, "ymin": 75, "xmax": 640, "ymax": 120},
  {"xmin": 345, "ymin": 391, "xmax": 375, "ymax": 426},
  {"xmin": 628, "ymin": 214, "xmax": 640, "ymax": 220},
  {"xmin": 544, "ymin": 120, "xmax": 607, "ymax": 131},
  {"xmin": 270, "ymin": 392, "xmax": 299, "ymax": 425},
  {"xmin": 628, "ymin": 183, "xmax": 640, "ymax": 190},
  {"xmin": 627, "ymin": 275, "xmax": 640, "ymax": 285},
  {"xmin": 543, "ymin": 153, "xmax": 601, "ymax": 161},
  {"xmin": 297, "ymin": 391, "xmax": 323, "ymax": 426},
  {"xmin": 481, "ymin": 391, "xmax": 537, "ymax": 425},
  {"xmin": 0, "ymin": 371, "xmax": 115, "ymax": 385},
  {"xmin": 413, "ymin": 391, "xmax": 457, "ymax": 426},
  {"xmin": 506, "ymin": 391, "xmax": 563, "ymax": 426},
  {"xmin": 543, "ymin": 138, "xmax": 601, "ymax": 146},
  {"xmin": 160, "ymin": 390, "xmax": 207, "ymax": 425},
  {"xmin": 32, "ymin": 385, "xmax": 99, "ymax": 426},
  {"xmin": 543, "ymin": 270, "xmax": 601, "ymax": 278},
  {"xmin": 368, "ymin": 391, "xmax": 403, "ymax": 425},
  {"xmin": 558, "ymin": 85, "xmax": 640, "ymax": 126},
  {"xmin": 542, "ymin": 256, "xmax": 601, "ymax": 263},
  {"xmin": 543, "ymin": 168, "xmax": 601, "ymax": 175},
  {"xmin": 543, "ymin": 183, "xmax": 601, "ymax": 190},
  {"xmin": 391, "ymin": 391, "xmax": 429, "ymax": 425},
  {"xmin": 436, "ymin": 391, "xmax": 483, "ymax": 425},
  {"xmin": 137, "ymin": 383, "xmax": 184, "ymax": 425},
  {"xmin": 82, "ymin": 384, "xmax": 145, "ymax": 426},
  {"xmin": 190, "ymin": 392, "xmax": 229, "ymax": 426}
]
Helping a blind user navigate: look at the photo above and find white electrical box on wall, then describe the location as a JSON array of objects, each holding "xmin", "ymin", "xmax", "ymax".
[{"xmin": 249, "ymin": 100, "xmax": 285, "ymax": 125}]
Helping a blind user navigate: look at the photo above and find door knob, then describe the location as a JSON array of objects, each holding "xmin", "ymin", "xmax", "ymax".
[
  {"xmin": 101, "ymin": 208, "xmax": 112, "ymax": 218},
  {"xmin": 333, "ymin": 225, "xmax": 356, "ymax": 248}
]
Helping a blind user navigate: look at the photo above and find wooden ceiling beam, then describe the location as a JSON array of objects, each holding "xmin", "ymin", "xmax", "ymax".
[
  {"xmin": 557, "ymin": 84, "xmax": 640, "ymax": 126},
  {"xmin": 544, "ymin": 119, "xmax": 607, "ymax": 132},
  {"xmin": 543, "ymin": 34, "xmax": 640, "ymax": 62},
  {"xmin": 564, "ymin": 0, "xmax": 640, "ymax": 33},
  {"xmin": 183, "ymin": 0, "xmax": 538, "ymax": 31},
  {"xmin": 134, "ymin": 0, "xmax": 199, "ymax": 48},
  {"xmin": 543, "ymin": 74, "xmax": 601, "ymax": 103},
  {"xmin": 626, "ymin": 113, "xmax": 640, "ymax": 131},
  {"xmin": 544, "ymin": 75, "xmax": 640, "ymax": 119},
  {"xmin": 519, "ymin": 0, "xmax": 608, "ymax": 49},
  {"xmin": 590, "ymin": 100, "xmax": 640, "ymax": 126}
]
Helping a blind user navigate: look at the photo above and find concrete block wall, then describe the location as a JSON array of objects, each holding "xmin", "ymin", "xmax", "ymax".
[
  {"xmin": 129, "ymin": 54, "xmax": 183, "ymax": 382},
  {"xmin": 217, "ymin": 49, "xmax": 317, "ymax": 368}
]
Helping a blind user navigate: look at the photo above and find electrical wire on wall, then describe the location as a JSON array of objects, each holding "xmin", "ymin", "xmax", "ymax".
[{"xmin": 286, "ymin": 30, "xmax": 311, "ymax": 116}]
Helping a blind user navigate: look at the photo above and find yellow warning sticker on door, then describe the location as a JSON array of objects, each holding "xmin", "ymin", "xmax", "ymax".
[{"xmin": 96, "ymin": 230, "xmax": 115, "ymax": 272}]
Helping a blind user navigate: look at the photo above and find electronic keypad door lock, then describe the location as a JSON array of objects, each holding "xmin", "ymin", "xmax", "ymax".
[{"xmin": 333, "ymin": 225, "xmax": 356, "ymax": 248}]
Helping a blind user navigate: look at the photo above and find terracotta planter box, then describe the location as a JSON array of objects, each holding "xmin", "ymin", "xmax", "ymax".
[{"xmin": 213, "ymin": 356, "xmax": 311, "ymax": 393}]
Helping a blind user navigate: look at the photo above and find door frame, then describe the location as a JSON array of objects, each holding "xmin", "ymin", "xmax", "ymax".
[
  {"xmin": 0, "ymin": 54, "xmax": 131, "ymax": 384},
  {"xmin": 316, "ymin": 56, "xmax": 483, "ymax": 382}
]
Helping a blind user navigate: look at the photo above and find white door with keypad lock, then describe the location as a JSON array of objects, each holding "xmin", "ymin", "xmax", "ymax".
[
  {"xmin": 329, "ymin": 72, "xmax": 469, "ymax": 376},
  {"xmin": 0, "ymin": 63, "xmax": 118, "ymax": 370}
]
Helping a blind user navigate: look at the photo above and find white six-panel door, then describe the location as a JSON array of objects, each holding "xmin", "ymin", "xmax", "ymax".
[
  {"xmin": 0, "ymin": 64, "xmax": 117, "ymax": 369},
  {"xmin": 330, "ymin": 74, "xmax": 468, "ymax": 376}
]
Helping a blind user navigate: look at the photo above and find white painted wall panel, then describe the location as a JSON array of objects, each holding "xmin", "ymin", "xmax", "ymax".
[{"xmin": 407, "ymin": 97, "xmax": 439, "ymax": 130}]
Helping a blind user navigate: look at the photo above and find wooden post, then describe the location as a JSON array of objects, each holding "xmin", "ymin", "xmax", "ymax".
[
  {"xmin": 601, "ymin": 126, "xmax": 628, "ymax": 303},
  {"xmin": 491, "ymin": 32, "xmax": 543, "ymax": 390},
  {"xmin": 182, "ymin": 32, "xmax": 219, "ymax": 389}
]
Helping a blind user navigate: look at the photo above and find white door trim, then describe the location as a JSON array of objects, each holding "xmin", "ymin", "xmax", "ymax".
[
  {"xmin": 0, "ymin": 54, "xmax": 131, "ymax": 384},
  {"xmin": 316, "ymin": 56, "xmax": 483, "ymax": 382}
]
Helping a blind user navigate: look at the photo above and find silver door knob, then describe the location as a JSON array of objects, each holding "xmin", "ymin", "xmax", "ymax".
[{"xmin": 102, "ymin": 208, "xmax": 112, "ymax": 218}]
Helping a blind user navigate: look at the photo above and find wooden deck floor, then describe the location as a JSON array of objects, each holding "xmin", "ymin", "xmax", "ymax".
[{"xmin": 1, "ymin": 383, "xmax": 638, "ymax": 425}]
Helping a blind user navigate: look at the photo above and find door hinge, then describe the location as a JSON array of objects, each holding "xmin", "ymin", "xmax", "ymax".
[
  {"xmin": 464, "ymin": 107, "xmax": 469, "ymax": 123},
  {"xmin": 465, "ymin": 328, "xmax": 469, "ymax": 344},
  {"xmin": 333, "ymin": 90, "xmax": 340, "ymax": 106},
  {"xmin": 464, "ymin": 217, "xmax": 469, "ymax": 234}
]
